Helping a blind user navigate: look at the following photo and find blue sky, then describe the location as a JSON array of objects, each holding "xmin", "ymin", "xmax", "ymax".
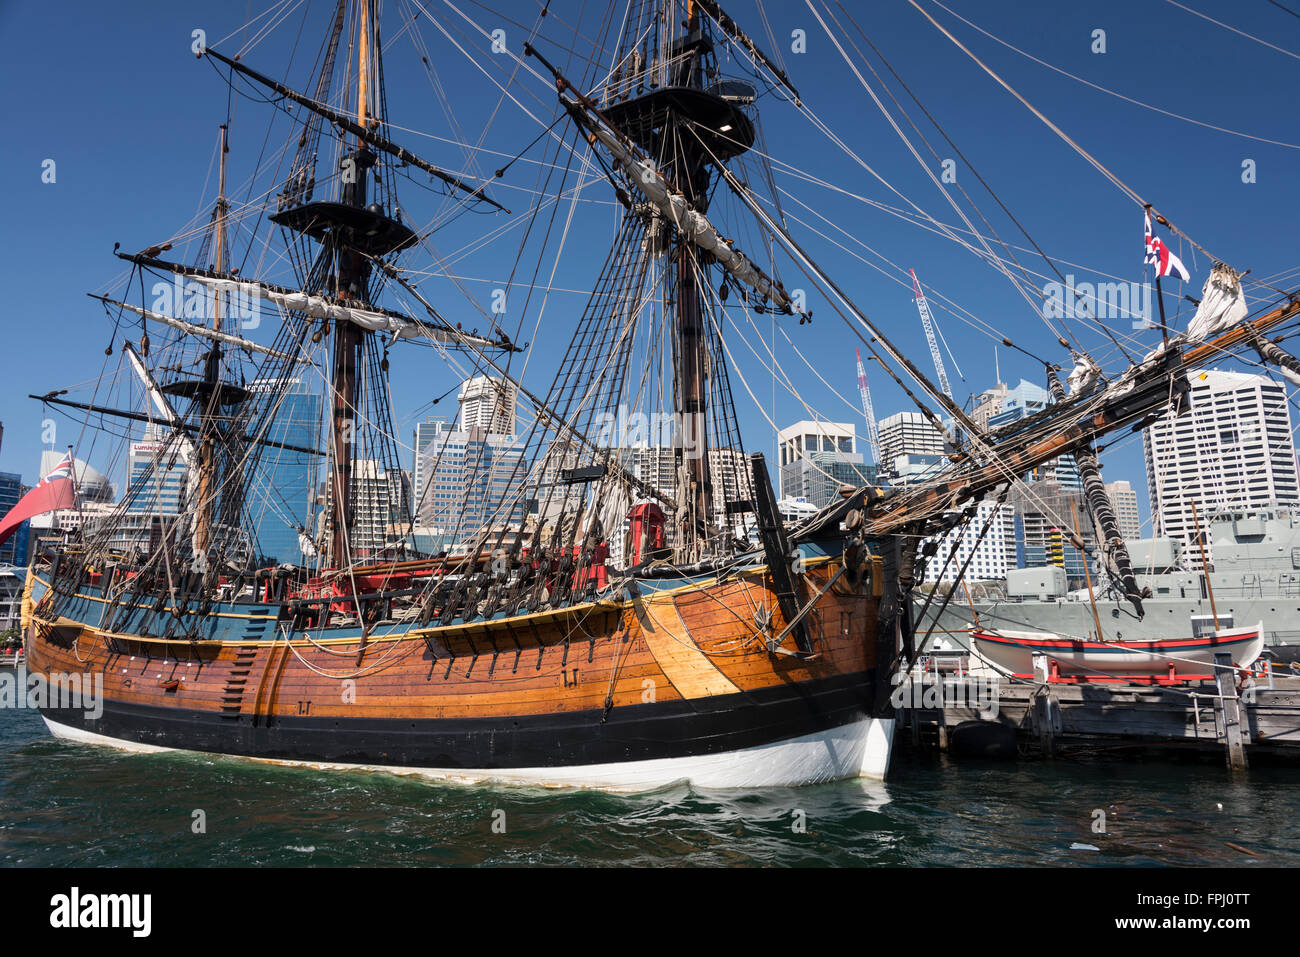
[{"xmin": 1, "ymin": 0, "xmax": 1297, "ymax": 533}]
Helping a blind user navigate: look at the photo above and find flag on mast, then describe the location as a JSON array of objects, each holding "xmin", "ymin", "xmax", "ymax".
[
  {"xmin": 0, "ymin": 449, "xmax": 77, "ymax": 546},
  {"xmin": 1144, "ymin": 211, "xmax": 1190, "ymax": 281}
]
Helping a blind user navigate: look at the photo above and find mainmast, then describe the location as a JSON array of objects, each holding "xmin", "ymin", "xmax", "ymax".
[
  {"xmin": 324, "ymin": 0, "xmax": 379, "ymax": 568},
  {"xmin": 255, "ymin": 0, "xmax": 417, "ymax": 570}
]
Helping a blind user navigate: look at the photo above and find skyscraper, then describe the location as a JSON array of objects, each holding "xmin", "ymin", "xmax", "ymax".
[
  {"xmin": 349, "ymin": 459, "xmax": 412, "ymax": 556},
  {"xmin": 126, "ymin": 423, "xmax": 189, "ymax": 515},
  {"xmin": 411, "ymin": 420, "xmax": 525, "ymax": 549},
  {"xmin": 615, "ymin": 445, "xmax": 751, "ymax": 518},
  {"xmin": 1006, "ymin": 481, "xmax": 1096, "ymax": 584},
  {"xmin": 873, "ymin": 413, "xmax": 946, "ymax": 481},
  {"xmin": 776, "ymin": 421, "xmax": 875, "ymax": 507},
  {"xmin": 1144, "ymin": 369, "xmax": 1300, "ymax": 565},
  {"xmin": 245, "ymin": 377, "xmax": 322, "ymax": 565},
  {"xmin": 0, "ymin": 473, "xmax": 29, "ymax": 566},
  {"xmin": 922, "ymin": 500, "xmax": 1016, "ymax": 585},
  {"xmin": 970, "ymin": 381, "xmax": 1009, "ymax": 432},
  {"xmin": 1104, "ymin": 479, "xmax": 1143, "ymax": 540},
  {"xmin": 986, "ymin": 379, "xmax": 1052, "ymax": 428},
  {"xmin": 457, "ymin": 376, "xmax": 518, "ymax": 434},
  {"xmin": 986, "ymin": 379, "xmax": 1082, "ymax": 490}
]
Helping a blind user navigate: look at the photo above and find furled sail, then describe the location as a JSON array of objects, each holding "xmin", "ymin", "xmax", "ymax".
[
  {"xmin": 581, "ymin": 121, "xmax": 803, "ymax": 317},
  {"xmin": 91, "ymin": 295, "xmax": 299, "ymax": 361},
  {"xmin": 187, "ymin": 275, "xmax": 504, "ymax": 349},
  {"xmin": 1247, "ymin": 325, "xmax": 1300, "ymax": 388},
  {"xmin": 1066, "ymin": 353, "xmax": 1102, "ymax": 396},
  {"xmin": 1186, "ymin": 262, "xmax": 1248, "ymax": 342}
]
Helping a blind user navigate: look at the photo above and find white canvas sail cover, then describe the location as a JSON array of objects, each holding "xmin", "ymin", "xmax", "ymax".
[
  {"xmin": 1066, "ymin": 353, "xmax": 1101, "ymax": 396},
  {"xmin": 189, "ymin": 276, "xmax": 494, "ymax": 347},
  {"xmin": 1186, "ymin": 263, "xmax": 1248, "ymax": 342},
  {"xmin": 100, "ymin": 296, "xmax": 297, "ymax": 360},
  {"xmin": 1275, "ymin": 364, "xmax": 1300, "ymax": 388},
  {"xmin": 297, "ymin": 529, "xmax": 319, "ymax": 559},
  {"xmin": 585, "ymin": 123, "xmax": 801, "ymax": 316}
]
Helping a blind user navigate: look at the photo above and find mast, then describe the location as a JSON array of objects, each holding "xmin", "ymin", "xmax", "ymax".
[
  {"xmin": 670, "ymin": 2, "xmax": 712, "ymax": 556},
  {"xmin": 1189, "ymin": 498, "xmax": 1219, "ymax": 629},
  {"xmin": 185, "ymin": 122, "xmax": 231, "ymax": 564},
  {"xmin": 192, "ymin": 123, "xmax": 229, "ymax": 563},
  {"xmin": 327, "ymin": 0, "xmax": 378, "ymax": 568},
  {"xmin": 1071, "ymin": 500, "xmax": 1105, "ymax": 642},
  {"xmin": 593, "ymin": 0, "xmax": 758, "ymax": 558}
]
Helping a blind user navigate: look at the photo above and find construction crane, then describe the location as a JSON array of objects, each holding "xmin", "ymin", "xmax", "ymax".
[
  {"xmin": 855, "ymin": 348, "xmax": 881, "ymax": 464},
  {"xmin": 910, "ymin": 268, "xmax": 954, "ymax": 401}
]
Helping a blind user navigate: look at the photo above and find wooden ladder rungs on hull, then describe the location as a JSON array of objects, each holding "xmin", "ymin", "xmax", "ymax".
[{"xmin": 220, "ymin": 648, "xmax": 260, "ymax": 718}]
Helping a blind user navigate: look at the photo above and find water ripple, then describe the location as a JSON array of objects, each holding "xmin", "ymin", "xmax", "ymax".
[{"xmin": 2, "ymin": 706, "xmax": 1295, "ymax": 867}]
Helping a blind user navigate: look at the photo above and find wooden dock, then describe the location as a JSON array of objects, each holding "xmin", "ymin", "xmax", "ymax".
[{"xmin": 897, "ymin": 655, "xmax": 1300, "ymax": 768}]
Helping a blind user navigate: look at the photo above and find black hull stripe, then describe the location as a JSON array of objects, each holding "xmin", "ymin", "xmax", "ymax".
[{"xmin": 43, "ymin": 671, "xmax": 876, "ymax": 770}]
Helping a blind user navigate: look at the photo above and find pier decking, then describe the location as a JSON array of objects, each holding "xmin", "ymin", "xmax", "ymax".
[{"xmin": 898, "ymin": 654, "xmax": 1300, "ymax": 769}]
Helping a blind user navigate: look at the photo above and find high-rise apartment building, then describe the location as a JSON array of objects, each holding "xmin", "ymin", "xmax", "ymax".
[
  {"xmin": 412, "ymin": 420, "xmax": 525, "ymax": 549},
  {"xmin": 922, "ymin": 499, "xmax": 1017, "ymax": 585},
  {"xmin": 876, "ymin": 412, "xmax": 945, "ymax": 472},
  {"xmin": 457, "ymin": 376, "xmax": 518, "ymax": 435},
  {"xmin": 245, "ymin": 377, "xmax": 322, "ymax": 565},
  {"xmin": 1104, "ymin": 479, "xmax": 1143, "ymax": 541},
  {"xmin": 346, "ymin": 459, "xmax": 412, "ymax": 557},
  {"xmin": 1144, "ymin": 369, "xmax": 1299, "ymax": 565},
  {"xmin": 126, "ymin": 423, "xmax": 189, "ymax": 515},
  {"xmin": 777, "ymin": 421, "xmax": 876, "ymax": 506}
]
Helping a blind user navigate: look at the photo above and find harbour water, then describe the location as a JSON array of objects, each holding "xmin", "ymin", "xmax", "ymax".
[{"xmin": 1, "ymin": 702, "xmax": 1294, "ymax": 867}]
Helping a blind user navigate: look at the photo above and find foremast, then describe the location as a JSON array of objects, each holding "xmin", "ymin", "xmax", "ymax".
[
  {"xmin": 532, "ymin": 0, "xmax": 785, "ymax": 563},
  {"xmin": 324, "ymin": 0, "xmax": 378, "ymax": 570}
]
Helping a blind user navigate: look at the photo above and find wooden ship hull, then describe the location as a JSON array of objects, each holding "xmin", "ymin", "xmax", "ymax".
[{"xmin": 22, "ymin": 549, "xmax": 896, "ymax": 789}]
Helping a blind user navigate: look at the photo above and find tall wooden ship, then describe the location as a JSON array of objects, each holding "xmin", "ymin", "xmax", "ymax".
[{"xmin": 21, "ymin": 0, "xmax": 1300, "ymax": 788}]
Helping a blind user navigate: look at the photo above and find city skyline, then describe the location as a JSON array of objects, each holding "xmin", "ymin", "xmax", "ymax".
[
  {"xmin": 17, "ymin": 364, "xmax": 1300, "ymax": 566},
  {"xmin": 6, "ymin": 1, "xmax": 1300, "ymax": 545}
]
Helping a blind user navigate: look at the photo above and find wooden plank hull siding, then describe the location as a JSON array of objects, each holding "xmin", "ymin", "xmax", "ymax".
[{"xmin": 22, "ymin": 557, "xmax": 883, "ymax": 772}]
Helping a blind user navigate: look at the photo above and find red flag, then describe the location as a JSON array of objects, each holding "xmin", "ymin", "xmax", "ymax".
[{"xmin": 0, "ymin": 450, "xmax": 77, "ymax": 547}]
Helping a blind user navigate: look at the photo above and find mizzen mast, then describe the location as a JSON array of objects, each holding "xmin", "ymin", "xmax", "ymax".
[{"xmin": 192, "ymin": 123, "xmax": 230, "ymax": 562}]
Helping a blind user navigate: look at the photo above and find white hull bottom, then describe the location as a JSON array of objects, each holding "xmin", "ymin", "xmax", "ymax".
[{"xmin": 43, "ymin": 715, "xmax": 896, "ymax": 791}]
